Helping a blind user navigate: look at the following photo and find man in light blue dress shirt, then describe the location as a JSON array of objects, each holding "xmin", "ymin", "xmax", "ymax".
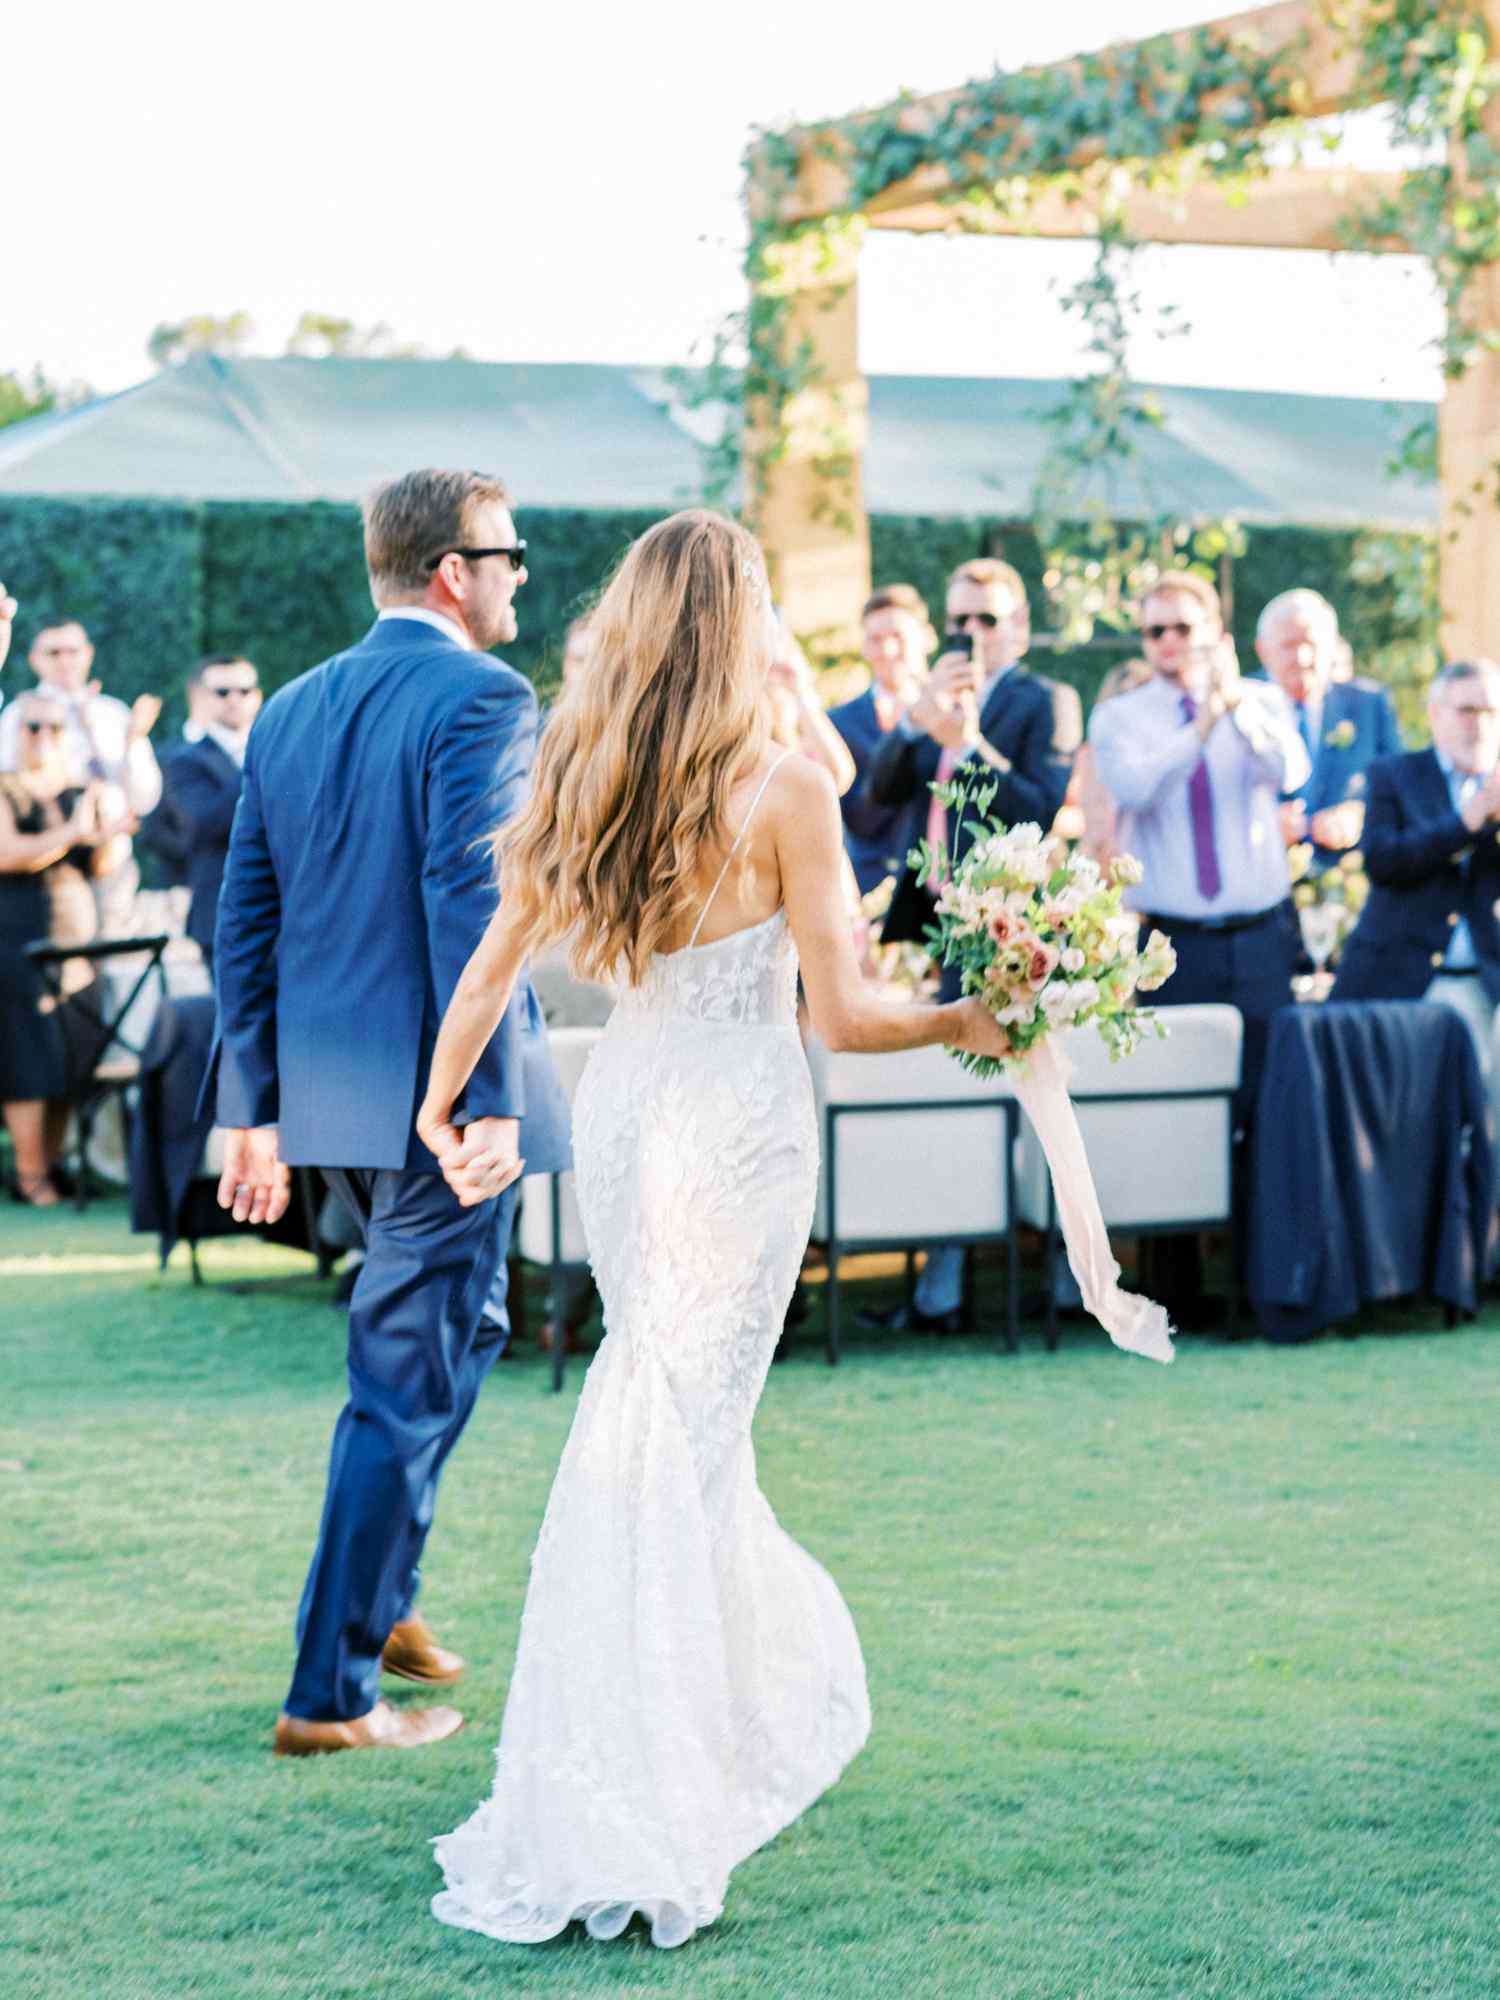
[{"xmin": 1089, "ymin": 571, "xmax": 1309, "ymax": 1320}]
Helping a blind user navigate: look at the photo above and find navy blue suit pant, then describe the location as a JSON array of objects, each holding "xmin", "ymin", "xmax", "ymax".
[{"xmin": 285, "ymin": 1167, "xmax": 518, "ymax": 1721}]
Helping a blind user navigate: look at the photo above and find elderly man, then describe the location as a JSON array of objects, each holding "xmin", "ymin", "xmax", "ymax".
[
  {"xmin": 827, "ymin": 583, "xmax": 936, "ymax": 895},
  {"xmin": 0, "ymin": 615, "xmax": 162, "ymax": 932},
  {"xmin": 863, "ymin": 556, "xmax": 1080, "ymax": 1333},
  {"xmin": 1332, "ymin": 659, "xmax": 1500, "ymax": 1127},
  {"xmin": 1256, "ymin": 588, "xmax": 1401, "ymax": 868}
]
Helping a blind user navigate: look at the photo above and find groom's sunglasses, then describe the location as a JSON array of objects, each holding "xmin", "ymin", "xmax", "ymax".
[
  {"xmin": 1144, "ymin": 621, "xmax": 1194, "ymax": 641},
  {"xmin": 947, "ymin": 612, "xmax": 1000, "ymax": 631},
  {"xmin": 424, "ymin": 542, "xmax": 528, "ymax": 573}
]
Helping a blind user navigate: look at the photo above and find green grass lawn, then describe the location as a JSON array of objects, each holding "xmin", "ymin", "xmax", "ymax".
[{"xmin": 3, "ymin": 1197, "xmax": 1497, "ymax": 2000}]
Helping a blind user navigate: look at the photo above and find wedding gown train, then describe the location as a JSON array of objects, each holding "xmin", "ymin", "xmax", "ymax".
[{"xmin": 432, "ymin": 757, "xmax": 870, "ymax": 1949}]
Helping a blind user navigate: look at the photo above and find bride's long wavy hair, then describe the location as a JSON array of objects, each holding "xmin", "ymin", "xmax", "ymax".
[{"xmin": 497, "ymin": 509, "xmax": 772, "ymax": 985}]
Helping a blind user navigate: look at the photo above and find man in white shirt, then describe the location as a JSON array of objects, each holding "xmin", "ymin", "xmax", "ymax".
[{"xmin": 0, "ymin": 615, "xmax": 162, "ymax": 931}]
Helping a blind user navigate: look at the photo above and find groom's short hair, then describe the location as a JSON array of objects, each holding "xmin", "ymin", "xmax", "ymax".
[{"xmin": 363, "ymin": 468, "xmax": 513, "ymax": 596}]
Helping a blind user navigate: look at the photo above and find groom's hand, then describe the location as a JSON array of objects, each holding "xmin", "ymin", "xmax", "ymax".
[
  {"xmin": 216, "ymin": 1126, "xmax": 291, "ymax": 1225},
  {"xmin": 442, "ymin": 1116, "xmax": 525, "ymax": 1207}
]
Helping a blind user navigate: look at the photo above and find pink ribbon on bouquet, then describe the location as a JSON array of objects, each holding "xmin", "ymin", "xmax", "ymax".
[{"xmin": 1010, "ymin": 1036, "xmax": 1176, "ymax": 1365}]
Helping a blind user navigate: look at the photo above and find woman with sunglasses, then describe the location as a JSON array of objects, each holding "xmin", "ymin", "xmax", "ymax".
[{"xmin": 0, "ymin": 692, "xmax": 132, "ymax": 1204}]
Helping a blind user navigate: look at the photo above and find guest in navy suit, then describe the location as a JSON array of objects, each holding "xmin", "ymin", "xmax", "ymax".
[
  {"xmin": 1255, "ymin": 588, "xmax": 1402, "ymax": 868},
  {"xmin": 863, "ymin": 557, "xmax": 1080, "ymax": 1331},
  {"xmin": 209, "ymin": 468, "xmax": 570, "ymax": 1757},
  {"xmin": 1333, "ymin": 659, "xmax": 1500, "ymax": 1128},
  {"xmin": 826, "ymin": 583, "xmax": 935, "ymax": 895},
  {"xmin": 155, "ymin": 654, "xmax": 262, "ymax": 966}
]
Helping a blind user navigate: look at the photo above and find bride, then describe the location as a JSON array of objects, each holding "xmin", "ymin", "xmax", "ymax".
[{"xmin": 416, "ymin": 509, "xmax": 1010, "ymax": 1950}]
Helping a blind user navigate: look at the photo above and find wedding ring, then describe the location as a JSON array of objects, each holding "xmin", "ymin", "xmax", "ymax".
[{"xmin": 234, "ymin": 1184, "xmax": 251, "ymax": 1197}]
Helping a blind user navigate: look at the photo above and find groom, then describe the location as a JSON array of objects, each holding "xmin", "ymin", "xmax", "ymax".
[{"xmin": 209, "ymin": 467, "xmax": 569, "ymax": 1755}]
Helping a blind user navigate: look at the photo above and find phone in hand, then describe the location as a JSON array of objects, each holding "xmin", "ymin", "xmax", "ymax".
[{"xmin": 944, "ymin": 631, "xmax": 975, "ymax": 660}]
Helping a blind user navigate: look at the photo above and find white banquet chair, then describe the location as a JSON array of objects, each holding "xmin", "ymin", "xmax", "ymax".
[
  {"xmin": 516, "ymin": 1025, "xmax": 601, "ymax": 1391},
  {"xmin": 804, "ymin": 1033, "xmax": 1019, "ymax": 1363},
  {"xmin": 1014, "ymin": 1003, "xmax": 1243, "ymax": 1348}
]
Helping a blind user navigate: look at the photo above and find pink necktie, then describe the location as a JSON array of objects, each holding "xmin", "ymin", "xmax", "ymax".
[
  {"xmin": 926, "ymin": 746, "xmax": 959, "ymax": 888},
  {"xmin": 1179, "ymin": 694, "xmax": 1221, "ymax": 901}
]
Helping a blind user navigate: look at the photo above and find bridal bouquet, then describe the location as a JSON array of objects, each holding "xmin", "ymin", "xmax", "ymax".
[
  {"xmin": 913, "ymin": 780, "xmax": 1179, "ymax": 1366},
  {"xmin": 915, "ymin": 786, "xmax": 1177, "ymax": 1078}
]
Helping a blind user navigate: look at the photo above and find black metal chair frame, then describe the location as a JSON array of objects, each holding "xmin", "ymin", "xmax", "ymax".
[
  {"xmin": 1035, "ymin": 1082, "xmax": 1240, "ymax": 1350},
  {"xmin": 818, "ymin": 1095, "xmax": 1021, "ymax": 1364},
  {"xmin": 509, "ymin": 1175, "xmax": 587, "ymax": 1395},
  {"xmin": 24, "ymin": 933, "xmax": 171, "ymax": 1210}
]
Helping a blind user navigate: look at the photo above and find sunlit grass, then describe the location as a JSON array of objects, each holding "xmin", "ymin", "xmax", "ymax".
[{"xmin": 4, "ymin": 1196, "xmax": 1498, "ymax": 1999}]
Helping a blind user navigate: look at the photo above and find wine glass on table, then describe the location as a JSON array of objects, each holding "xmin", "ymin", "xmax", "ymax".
[{"xmin": 1298, "ymin": 900, "xmax": 1343, "ymax": 1001}]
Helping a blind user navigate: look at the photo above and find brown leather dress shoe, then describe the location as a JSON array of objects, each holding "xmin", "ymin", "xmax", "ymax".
[
  {"xmin": 273, "ymin": 1699, "xmax": 463, "ymax": 1757},
  {"xmin": 381, "ymin": 1613, "xmax": 465, "ymax": 1686}
]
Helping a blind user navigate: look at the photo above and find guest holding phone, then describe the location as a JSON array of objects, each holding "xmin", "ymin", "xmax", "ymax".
[
  {"xmin": 0, "ymin": 688, "xmax": 135, "ymax": 1205},
  {"xmin": 861, "ymin": 557, "xmax": 1080, "ymax": 1332}
]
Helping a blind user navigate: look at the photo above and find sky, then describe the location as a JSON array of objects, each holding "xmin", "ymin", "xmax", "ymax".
[{"xmin": 3, "ymin": 0, "xmax": 1442, "ymax": 405}]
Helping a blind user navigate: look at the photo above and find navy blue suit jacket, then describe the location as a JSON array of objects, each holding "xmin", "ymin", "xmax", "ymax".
[
  {"xmin": 1277, "ymin": 677, "xmax": 1403, "ymax": 866},
  {"xmin": 1331, "ymin": 746, "xmax": 1500, "ymax": 1006},
  {"xmin": 159, "ymin": 736, "xmax": 242, "ymax": 962},
  {"xmin": 826, "ymin": 689, "xmax": 924, "ymax": 896},
  {"xmin": 868, "ymin": 667, "xmax": 1079, "ymax": 949},
  {"xmin": 207, "ymin": 617, "xmax": 570, "ymax": 1174}
]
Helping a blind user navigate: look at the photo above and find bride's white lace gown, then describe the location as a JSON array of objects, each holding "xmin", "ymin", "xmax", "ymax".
[{"xmin": 432, "ymin": 761, "xmax": 870, "ymax": 1950}]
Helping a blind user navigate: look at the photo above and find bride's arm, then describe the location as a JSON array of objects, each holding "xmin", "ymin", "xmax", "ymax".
[
  {"xmin": 775, "ymin": 758, "xmax": 1009, "ymax": 1059},
  {"xmin": 416, "ymin": 901, "xmax": 531, "ymax": 1154}
]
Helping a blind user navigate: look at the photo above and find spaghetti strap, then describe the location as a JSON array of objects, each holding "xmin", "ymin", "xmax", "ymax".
[{"xmin": 686, "ymin": 749, "xmax": 793, "ymax": 950}]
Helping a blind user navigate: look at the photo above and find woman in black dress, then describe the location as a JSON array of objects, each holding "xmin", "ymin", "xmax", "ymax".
[{"xmin": 0, "ymin": 691, "xmax": 131, "ymax": 1205}]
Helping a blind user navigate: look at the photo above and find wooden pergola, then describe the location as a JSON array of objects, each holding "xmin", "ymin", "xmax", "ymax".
[{"xmin": 746, "ymin": 0, "xmax": 1500, "ymax": 657}]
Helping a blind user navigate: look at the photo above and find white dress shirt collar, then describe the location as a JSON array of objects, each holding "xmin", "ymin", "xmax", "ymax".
[
  {"xmin": 376, "ymin": 606, "xmax": 472, "ymax": 649},
  {"xmin": 203, "ymin": 719, "xmax": 250, "ymax": 768}
]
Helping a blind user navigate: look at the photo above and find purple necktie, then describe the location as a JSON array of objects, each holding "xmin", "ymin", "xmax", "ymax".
[{"xmin": 1180, "ymin": 694, "xmax": 1222, "ymax": 900}]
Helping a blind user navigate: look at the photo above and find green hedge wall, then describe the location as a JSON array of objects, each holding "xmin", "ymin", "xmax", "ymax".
[{"xmin": 0, "ymin": 495, "xmax": 1431, "ymax": 731}]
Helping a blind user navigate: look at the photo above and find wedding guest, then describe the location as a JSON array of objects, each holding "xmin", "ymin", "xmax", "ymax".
[
  {"xmin": 0, "ymin": 615, "xmax": 162, "ymax": 933},
  {"xmin": 1255, "ymin": 588, "xmax": 1400, "ymax": 868},
  {"xmin": 828, "ymin": 584, "xmax": 936, "ymax": 894},
  {"xmin": 1089, "ymin": 575, "xmax": 1309, "ymax": 1321},
  {"xmin": 765, "ymin": 617, "xmax": 855, "ymax": 796},
  {"xmin": 0, "ymin": 691, "xmax": 132, "ymax": 1204},
  {"xmin": 1332, "ymin": 659, "xmax": 1500, "ymax": 1129},
  {"xmin": 1090, "ymin": 574, "xmax": 1308, "ymax": 1106},
  {"xmin": 154, "ymin": 655, "xmax": 262, "ymax": 966},
  {"xmin": 1063, "ymin": 655, "xmax": 1153, "ymax": 865},
  {"xmin": 864, "ymin": 556, "xmax": 1080, "ymax": 1333}
]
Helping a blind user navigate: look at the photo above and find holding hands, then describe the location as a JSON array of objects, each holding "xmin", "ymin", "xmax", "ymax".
[{"xmin": 416, "ymin": 1105, "xmax": 525, "ymax": 1208}]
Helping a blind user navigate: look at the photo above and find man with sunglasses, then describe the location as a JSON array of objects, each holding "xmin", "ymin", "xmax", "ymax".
[
  {"xmin": 862, "ymin": 556, "xmax": 1081, "ymax": 1332},
  {"xmin": 1089, "ymin": 572, "xmax": 1309, "ymax": 1321},
  {"xmin": 207, "ymin": 468, "xmax": 568, "ymax": 1756},
  {"xmin": 149, "ymin": 656, "xmax": 264, "ymax": 966}
]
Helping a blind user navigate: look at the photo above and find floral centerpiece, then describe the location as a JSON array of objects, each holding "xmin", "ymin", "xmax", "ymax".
[
  {"xmin": 911, "ymin": 779, "xmax": 1179, "ymax": 1366},
  {"xmin": 915, "ymin": 782, "xmax": 1177, "ymax": 1077}
]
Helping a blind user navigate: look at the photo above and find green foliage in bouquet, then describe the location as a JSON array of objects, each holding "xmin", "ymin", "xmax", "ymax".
[{"xmin": 913, "ymin": 777, "xmax": 1176, "ymax": 1079}]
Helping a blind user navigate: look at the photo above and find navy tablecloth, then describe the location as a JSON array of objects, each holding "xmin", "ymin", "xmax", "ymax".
[
  {"xmin": 1248, "ymin": 1000, "xmax": 1496, "ymax": 1341},
  {"xmin": 128, "ymin": 991, "xmax": 322, "ymax": 1267}
]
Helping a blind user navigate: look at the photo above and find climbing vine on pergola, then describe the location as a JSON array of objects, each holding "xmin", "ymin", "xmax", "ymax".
[{"xmin": 705, "ymin": 1, "xmax": 1500, "ymax": 663}]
